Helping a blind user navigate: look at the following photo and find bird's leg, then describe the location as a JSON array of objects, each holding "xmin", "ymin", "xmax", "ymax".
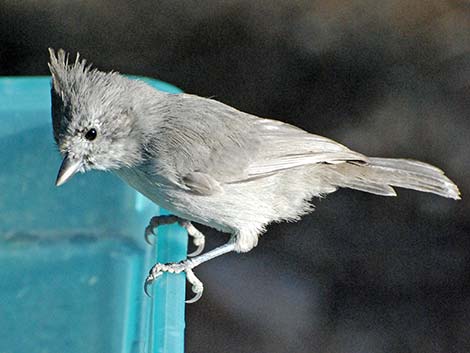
[
  {"xmin": 144, "ymin": 215, "xmax": 206, "ymax": 256},
  {"xmin": 144, "ymin": 241, "xmax": 237, "ymax": 303}
]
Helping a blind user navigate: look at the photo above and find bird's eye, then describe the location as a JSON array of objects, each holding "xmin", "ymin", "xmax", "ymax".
[{"xmin": 85, "ymin": 128, "xmax": 97, "ymax": 141}]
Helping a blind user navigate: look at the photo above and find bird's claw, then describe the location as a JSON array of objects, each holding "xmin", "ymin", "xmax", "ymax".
[
  {"xmin": 187, "ymin": 234, "xmax": 205, "ymax": 257},
  {"xmin": 185, "ymin": 268, "xmax": 204, "ymax": 303},
  {"xmin": 144, "ymin": 215, "xmax": 178, "ymax": 246},
  {"xmin": 144, "ymin": 225, "xmax": 156, "ymax": 245},
  {"xmin": 144, "ymin": 272, "xmax": 158, "ymax": 297},
  {"xmin": 143, "ymin": 260, "xmax": 204, "ymax": 303},
  {"xmin": 179, "ymin": 221, "xmax": 206, "ymax": 257}
]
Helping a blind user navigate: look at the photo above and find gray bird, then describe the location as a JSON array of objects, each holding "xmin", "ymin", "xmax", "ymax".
[{"xmin": 49, "ymin": 49, "xmax": 460, "ymax": 303}]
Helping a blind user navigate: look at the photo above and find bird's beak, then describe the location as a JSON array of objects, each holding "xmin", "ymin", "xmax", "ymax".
[{"xmin": 55, "ymin": 153, "xmax": 83, "ymax": 187}]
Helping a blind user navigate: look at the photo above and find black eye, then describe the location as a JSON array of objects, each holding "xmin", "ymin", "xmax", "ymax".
[{"xmin": 85, "ymin": 128, "xmax": 97, "ymax": 141}]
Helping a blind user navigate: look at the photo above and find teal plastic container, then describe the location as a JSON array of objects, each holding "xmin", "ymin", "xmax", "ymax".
[{"xmin": 0, "ymin": 77, "xmax": 187, "ymax": 353}]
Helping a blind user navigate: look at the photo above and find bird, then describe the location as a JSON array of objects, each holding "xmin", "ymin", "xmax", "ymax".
[{"xmin": 48, "ymin": 49, "xmax": 460, "ymax": 303}]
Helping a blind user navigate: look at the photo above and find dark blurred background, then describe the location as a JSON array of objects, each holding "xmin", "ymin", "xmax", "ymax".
[{"xmin": 1, "ymin": 1, "xmax": 469, "ymax": 352}]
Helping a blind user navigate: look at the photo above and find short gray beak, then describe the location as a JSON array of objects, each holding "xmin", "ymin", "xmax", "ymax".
[{"xmin": 55, "ymin": 153, "xmax": 83, "ymax": 187}]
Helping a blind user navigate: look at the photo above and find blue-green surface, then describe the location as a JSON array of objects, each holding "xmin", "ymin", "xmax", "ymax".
[{"xmin": 0, "ymin": 77, "xmax": 187, "ymax": 353}]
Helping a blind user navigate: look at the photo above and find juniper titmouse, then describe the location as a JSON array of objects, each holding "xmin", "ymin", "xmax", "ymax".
[{"xmin": 49, "ymin": 49, "xmax": 460, "ymax": 302}]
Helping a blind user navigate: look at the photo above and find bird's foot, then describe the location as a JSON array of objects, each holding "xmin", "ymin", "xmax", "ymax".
[
  {"xmin": 144, "ymin": 259, "xmax": 204, "ymax": 303},
  {"xmin": 144, "ymin": 215, "xmax": 205, "ymax": 257},
  {"xmin": 143, "ymin": 241, "xmax": 237, "ymax": 303}
]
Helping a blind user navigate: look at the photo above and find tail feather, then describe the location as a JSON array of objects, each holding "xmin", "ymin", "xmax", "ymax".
[
  {"xmin": 327, "ymin": 157, "xmax": 461, "ymax": 200},
  {"xmin": 335, "ymin": 177, "xmax": 397, "ymax": 197}
]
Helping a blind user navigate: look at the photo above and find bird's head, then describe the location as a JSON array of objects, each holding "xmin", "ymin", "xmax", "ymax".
[{"xmin": 48, "ymin": 49, "xmax": 144, "ymax": 186}]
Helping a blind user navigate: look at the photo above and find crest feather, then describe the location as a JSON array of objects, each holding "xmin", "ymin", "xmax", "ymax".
[{"xmin": 48, "ymin": 48, "xmax": 90, "ymax": 96}]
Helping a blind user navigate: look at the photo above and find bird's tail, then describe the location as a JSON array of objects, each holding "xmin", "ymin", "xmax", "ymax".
[{"xmin": 325, "ymin": 157, "xmax": 461, "ymax": 200}]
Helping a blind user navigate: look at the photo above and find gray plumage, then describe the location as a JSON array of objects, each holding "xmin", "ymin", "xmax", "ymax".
[{"xmin": 49, "ymin": 49, "xmax": 460, "ymax": 255}]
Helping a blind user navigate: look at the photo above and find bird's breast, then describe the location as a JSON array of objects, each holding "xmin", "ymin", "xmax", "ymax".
[{"xmin": 114, "ymin": 167, "xmax": 178, "ymax": 212}]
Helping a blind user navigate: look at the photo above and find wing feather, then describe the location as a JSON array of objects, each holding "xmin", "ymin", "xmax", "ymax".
[{"xmin": 243, "ymin": 119, "xmax": 367, "ymax": 178}]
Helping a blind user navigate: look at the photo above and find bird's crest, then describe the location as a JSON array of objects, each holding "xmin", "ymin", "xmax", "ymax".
[{"xmin": 48, "ymin": 48, "xmax": 93, "ymax": 99}]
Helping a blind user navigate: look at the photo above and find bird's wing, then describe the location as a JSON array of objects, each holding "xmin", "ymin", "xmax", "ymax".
[
  {"xmin": 145, "ymin": 94, "xmax": 365, "ymax": 194},
  {"xmin": 240, "ymin": 118, "xmax": 367, "ymax": 179}
]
